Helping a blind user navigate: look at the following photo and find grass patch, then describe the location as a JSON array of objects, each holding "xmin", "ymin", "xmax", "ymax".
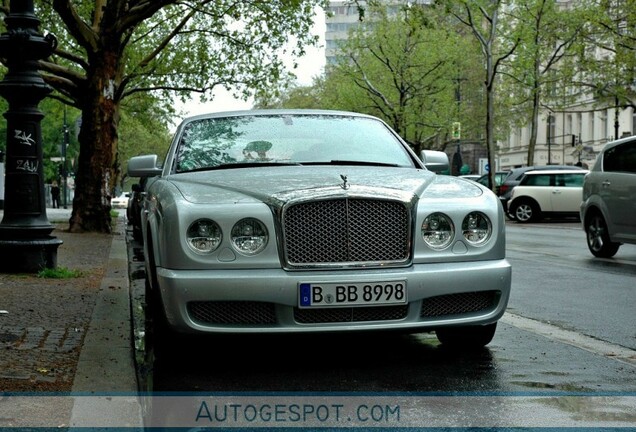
[{"xmin": 37, "ymin": 266, "xmax": 83, "ymax": 279}]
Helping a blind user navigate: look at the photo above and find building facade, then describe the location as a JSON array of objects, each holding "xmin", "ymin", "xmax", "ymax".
[
  {"xmin": 497, "ymin": 101, "xmax": 636, "ymax": 171},
  {"xmin": 325, "ymin": 1, "xmax": 432, "ymax": 64},
  {"xmin": 325, "ymin": 1, "xmax": 361, "ymax": 65}
]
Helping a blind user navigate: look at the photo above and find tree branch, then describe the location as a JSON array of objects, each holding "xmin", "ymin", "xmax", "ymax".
[
  {"xmin": 116, "ymin": 0, "xmax": 183, "ymax": 32},
  {"xmin": 42, "ymin": 74, "xmax": 81, "ymax": 102},
  {"xmin": 39, "ymin": 60, "xmax": 86, "ymax": 84},
  {"xmin": 137, "ymin": 8, "xmax": 198, "ymax": 70},
  {"xmin": 52, "ymin": 0, "xmax": 98, "ymax": 52},
  {"xmin": 51, "ymin": 47, "xmax": 89, "ymax": 71}
]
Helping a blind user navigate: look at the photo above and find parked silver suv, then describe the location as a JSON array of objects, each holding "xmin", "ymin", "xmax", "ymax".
[{"xmin": 581, "ymin": 137, "xmax": 636, "ymax": 257}]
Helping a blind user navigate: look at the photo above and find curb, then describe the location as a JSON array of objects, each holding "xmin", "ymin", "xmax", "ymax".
[{"xmin": 69, "ymin": 216, "xmax": 143, "ymax": 428}]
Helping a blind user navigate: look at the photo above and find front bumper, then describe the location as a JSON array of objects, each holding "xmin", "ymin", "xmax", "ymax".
[{"xmin": 156, "ymin": 259, "xmax": 512, "ymax": 334}]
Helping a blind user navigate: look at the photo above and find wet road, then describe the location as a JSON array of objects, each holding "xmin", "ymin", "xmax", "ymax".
[
  {"xmin": 505, "ymin": 220, "xmax": 636, "ymax": 351},
  {"xmin": 130, "ymin": 220, "xmax": 636, "ymax": 426}
]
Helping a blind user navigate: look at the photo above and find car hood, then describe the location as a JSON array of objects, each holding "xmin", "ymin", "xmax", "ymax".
[{"xmin": 168, "ymin": 166, "xmax": 483, "ymax": 205}]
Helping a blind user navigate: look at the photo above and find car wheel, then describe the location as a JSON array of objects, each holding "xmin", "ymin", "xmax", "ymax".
[
  {"xmin": 512, "ymin": 200, "xmax": 539, "ymax": 223},
  {"xmin": 436, "ymin": 323, "xmax": 497, "ymax": 349},
  {"xmin": 585, "ymin": 212, "xmax": 620, "ymax": 258},
  {"xmin": 145, "ymin": 271, "xmax": 188, "ymax": 362},
  {"xmin": 144, "ymin": 236, "xmax": 183, "ymax": 361},
  {"xmin": 133, "ymin": 225, "xmax": 143, "ymax": 243}
]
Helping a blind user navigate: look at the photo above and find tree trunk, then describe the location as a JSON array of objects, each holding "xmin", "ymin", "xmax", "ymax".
[
  {"xmin": 486, "ymin": 43, "xmax": 496, "ymax": 193},
  {"xmin": 68, "ymin": 53, "xmax": 120, "ymax": 233},
  {"xmin": 486, "ymin": 84, "xmax": 496, "ymax": 192},
  {"xmin": 527, "ymin": 63, "xmax": 541, "ymax": 166},
  {"xmin": 527, "ymin": 90, "xmax": 540, "ymax": 166}
]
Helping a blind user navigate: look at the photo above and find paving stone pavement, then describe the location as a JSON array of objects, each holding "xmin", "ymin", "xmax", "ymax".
[
  {"xmin": 0, "ymin": 326, "xmax": 83, "ymax": 352},
  {"xmin": 0, "ymin": 208, "xmax": 142, "ymax": 428}
]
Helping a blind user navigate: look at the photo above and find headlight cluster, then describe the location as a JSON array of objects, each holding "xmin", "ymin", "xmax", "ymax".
[
  {"xmin": 186, "ymin": 219, "xmax": 222, "ymax": 253},
  {"xmin": 421, "ymin": 213, "xmax": 454, "ymax": 250},
  {"xmin": 186, "ymin": 218, "xmax": 268, "ymax": 255},
  {"xmin": 421, "ymin": 212, "xmax": 491, "ymax": 249},
  {"xmin": 230, "ymin": 218, "xmax": 268, "ymax": 255},
  {"xmin": 462, "ymin": 212, "xmax": 491, "ymax": 246}
]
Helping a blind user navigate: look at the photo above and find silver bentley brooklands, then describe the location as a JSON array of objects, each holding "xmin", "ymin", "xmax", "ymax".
[{"xmin": 128, "ymin": 110, "xmax": 511, "ymax": 349}]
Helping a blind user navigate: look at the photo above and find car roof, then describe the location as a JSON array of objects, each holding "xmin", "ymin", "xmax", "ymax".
[
  {"xmin": 182, "ymin": 109, "xmax": 378, "ymax": 122},
  {"xmin": 506, "ymin": 165, "xmax": 584, "ymax": 180},
  {"xmin": 522, "ymin": 169, "xmax": 589, "ymax": 175},
  {"xmin": 600, "ymin": 135, "xmax": 635, "ymax": 152},
  {"xmin": 477, "ymin": 171, "xmax": 509, "ymax": 179},
  {"xmin": 510, "ymin": 165, "xmax": 583, "ymax": 172}
]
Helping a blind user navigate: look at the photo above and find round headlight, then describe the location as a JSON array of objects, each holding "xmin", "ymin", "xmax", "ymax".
[
  {"xmin": 231, "ymin": 218, "xmax": 268, "ymax": 255},
  {"xmin": 462, "ymin": 212, "xmax": 492, "ymax": 246},
  {"xmin": 186, "ymin": 219, "xmax": 222, "ymax": 254},
  {"xmin": 422, "ymin": 213, "xmax": 454, "ymax": 250}
]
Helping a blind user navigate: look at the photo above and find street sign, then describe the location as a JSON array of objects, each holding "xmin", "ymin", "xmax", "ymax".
[
  {"xmin": 479, "ymin": 158, "xmax": 488, "ymax": 174},
  {"xmin": 478, "ymin": 158, "xmax": 499, "ymax": 175}
]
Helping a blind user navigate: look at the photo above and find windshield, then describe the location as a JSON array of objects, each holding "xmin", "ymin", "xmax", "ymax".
[{"xmin": 174, "ymin": 114, "xmax": 415, "ymax": 172}]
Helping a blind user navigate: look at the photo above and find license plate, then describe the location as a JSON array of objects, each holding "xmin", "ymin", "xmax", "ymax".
[{"xmin": 298, "ymin": 281, "xmax": 407, "ymax": 308}]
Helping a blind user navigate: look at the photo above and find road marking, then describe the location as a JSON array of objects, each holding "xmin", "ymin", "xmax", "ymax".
[{"xmin": 502, "ymin": 312, "xmax": 636, "ymax": 367}]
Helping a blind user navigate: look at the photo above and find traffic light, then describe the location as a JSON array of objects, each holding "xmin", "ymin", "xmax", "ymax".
[
  {"xmin": 452, "ymin": 122, "xmax": 461, "ymax": 140},
  {"xmin": 571, "ymin": 134, "xmax": 577, "ymax": 147}
]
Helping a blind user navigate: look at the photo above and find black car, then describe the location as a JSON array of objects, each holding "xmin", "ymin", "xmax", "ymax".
[
  {"xmin": 475, "ymin": 171, "xmax": 509, "ymax": 193},
  {"xmin": 126, "ymin": 178, "xmax": 147, "ymax": 242}
]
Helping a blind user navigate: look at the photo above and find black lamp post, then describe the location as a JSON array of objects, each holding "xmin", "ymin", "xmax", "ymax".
[
  {"xmin": 0, "ymin": 1, "xmax": 63, "ymax": 272},
  {"xmin": 62, "ymin": 107, "xmax": 69, "ymax": 209},
  {"xmin": 614, "ymin": 95, "xmax": 620, "ymax": 140}
]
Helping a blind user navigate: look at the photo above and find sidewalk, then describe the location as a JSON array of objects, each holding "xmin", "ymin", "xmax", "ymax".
[{"xmin": 0, "ymin": 207, "xmax": 142, "ymax": 427}]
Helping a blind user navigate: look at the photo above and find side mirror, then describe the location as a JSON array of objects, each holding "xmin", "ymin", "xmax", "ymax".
[
  {"xmin": 128, "ymin": 154, "xmax": 162, "ymax": 177},
  {"xmin": 420, "ymin": 150, "xmax": 449, "ymax": 173}
]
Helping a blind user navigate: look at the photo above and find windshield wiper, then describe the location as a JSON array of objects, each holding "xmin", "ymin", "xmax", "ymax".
[
  {"xmin": 182, "ymin": 162, "xmax": 301, "ymax": 173},
  {"xmin": 300, "ymin": 160, "xmax": 402, "ymax": 167}
]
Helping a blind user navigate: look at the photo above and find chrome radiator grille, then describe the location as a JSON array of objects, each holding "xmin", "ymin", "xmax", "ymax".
[{"xmin": 283, "ymin": 198, "xmax": 410, "ymax": 266}]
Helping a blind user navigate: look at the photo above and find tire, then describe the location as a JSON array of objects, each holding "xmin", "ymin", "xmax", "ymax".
[
  {"xmin": 436, "ymin": 322, "xmax": 497, "ymax": 349},
  {"xmin": 585, "ymin": 212, "xmax": 620, "ymax": 258},
  {"xmin": 144, "ymin": 234, "xmax": 183, "ymax": 361},
  {"xmin": 511, "ymin": 200, "xmax": 539, "ymax": 223},
  {"xmin": 132, "ymin": 225, "xmax": 143, "ymax": 243},
  {"xmin": 145, "ymin": 271, "xmax": 189, "ymax": 362}
]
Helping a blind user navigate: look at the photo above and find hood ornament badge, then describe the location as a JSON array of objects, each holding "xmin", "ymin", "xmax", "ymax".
[{"xmin": 340, "ymin": 174, "xmax": 349, "ymax": 190}]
